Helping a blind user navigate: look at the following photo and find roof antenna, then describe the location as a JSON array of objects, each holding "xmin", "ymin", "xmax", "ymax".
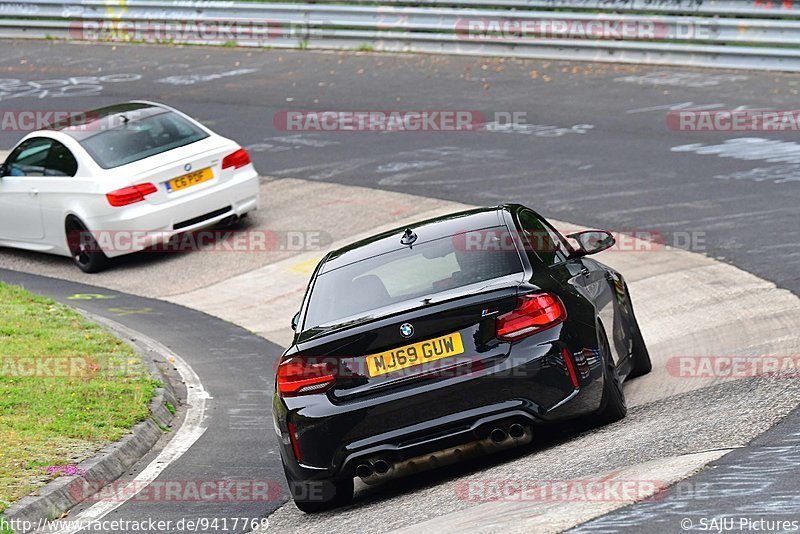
[{"xmin": 401, "ymin": 228, "xmax": 417, "ymax": 247}]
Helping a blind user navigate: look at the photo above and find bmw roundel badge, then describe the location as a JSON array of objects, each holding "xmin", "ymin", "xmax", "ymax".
[
  {"xmin": 184, "ymin": 163, "xmax": 193, "ymax": 172},
  {"xmin": 400, "ymin": 323, "xmax": 414, "ymax": 338}
]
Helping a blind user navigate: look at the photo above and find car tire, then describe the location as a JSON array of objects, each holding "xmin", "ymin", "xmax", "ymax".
[
  {"xmin": 284, "ymin": 466, "xmax": 354, "ymax": 513},
  {"xmin": 624, "ymin": 284, "xmax": 652, "ymax": 379},
  {"xmin": 65, "ymin": 217, "xmax": 109, "ymax": 273},
  {"xmin": 595, "ymin": 324, "xmax": 627, "ymax": 425}
]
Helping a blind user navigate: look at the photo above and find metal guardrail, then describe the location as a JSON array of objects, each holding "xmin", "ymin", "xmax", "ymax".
[{"xmin": 1, "ymin": 0, "xmax": 800, "ymax": 71}]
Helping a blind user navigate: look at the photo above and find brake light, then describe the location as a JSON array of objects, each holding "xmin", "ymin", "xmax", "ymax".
[
  {"xmin": 496, "ymin": 293, "xmax": 566, "ymax": 341},
  {"xmin": 222, "ymin": 148, "xmax": 251, "ymax": 170},
  {"xmin": 277, "ymin": 357, "xmax": 336, "ymax": 397},
  {"xmin": 106, "ymin": 183, "xmax": 158, "ymax": 207}
]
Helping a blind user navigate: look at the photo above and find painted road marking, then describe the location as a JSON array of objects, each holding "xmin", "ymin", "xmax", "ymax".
[
  {"xmin": 108, "ymin": 307, "xmax": 157, "ymax": 317},
  {"xmin": 67, "ymin": 293, "xmax": 116, "ymax": 300},
  {"xmin": 288, "ymin": 257, "xmax": 321, "ymax": 274},
  {"xmin": 673, "ymin": 137, "xmax": 800, "ymax": 164}
]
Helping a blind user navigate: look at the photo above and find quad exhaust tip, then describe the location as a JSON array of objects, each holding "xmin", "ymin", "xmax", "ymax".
[
  {"xmin": 509, "ymin": 423, "xmax": 525, "ymax": 439},
  {"xmin": 373, "ymin": 459, "xmax": 391, "ymax": 475},
  {"xmin": 490, "ymin": 428, "xmax": 508, "ymax": 443},
  {"xmin": 356, "ymin": 462, "xmax": 374, "ymax": 478}
]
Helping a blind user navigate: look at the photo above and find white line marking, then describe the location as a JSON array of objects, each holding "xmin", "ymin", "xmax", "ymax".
[{"xmin": 54, "ymin": 315, "xmax": 211, "ymax": 534}]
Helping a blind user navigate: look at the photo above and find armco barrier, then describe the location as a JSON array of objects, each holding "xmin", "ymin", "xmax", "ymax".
[{"xmin": 1, "ymin": 0, "xmax": 799, "ymax": 71}]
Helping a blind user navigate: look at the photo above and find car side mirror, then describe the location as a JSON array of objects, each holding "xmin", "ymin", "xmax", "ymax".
[
  {"xmin": 291, "ymin": 312, "xmax": 301, "ymax": 331},
  {"xmin": 567, "ymin": 230, "xmax": 615, "ymax": 257}
]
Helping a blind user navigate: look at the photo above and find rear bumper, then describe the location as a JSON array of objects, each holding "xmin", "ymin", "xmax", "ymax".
[
  {"xmin": 275, "ymin": 327, "xmax": 606, "ymax": 483},
  {"xmin": 83, "ymin": 169, "xmax": 260, "ymax": 258}
]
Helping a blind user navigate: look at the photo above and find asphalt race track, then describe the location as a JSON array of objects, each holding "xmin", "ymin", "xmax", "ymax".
[
  {"xmin": 574, "ymin": 412, "xmax": 800, "ymax": 533},
  {"xmin": 1, "ymin": 40, "xmax": 799, "ymax": 533},
  {"xmin": 1, "ymin": 41, "xmax": 797, "ymax": 294}
]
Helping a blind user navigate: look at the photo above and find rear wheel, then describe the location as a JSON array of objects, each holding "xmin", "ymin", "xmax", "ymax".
[
  {"xmin": 65, "ymin": 217, "xmax": 108, "ymax": 273},
  {"xmin": 595, "ymin": 324, "xmax": 627, "ymax": 425},
  {"xmin": 284, "ymin": 466, "xmax": 354, "ymax": 513},
  {"xmin": 625, "ymin": 285, "xmax": 652, "ymax": 379}
]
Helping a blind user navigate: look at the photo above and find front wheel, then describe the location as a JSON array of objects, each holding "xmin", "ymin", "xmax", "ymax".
[
  {"xmin": 65, "ymin": 217, "xmax": 108, "ymax": 273},
  {"xmin": 284, "ymin": 466, "xmax": 354, "ymax": 513}
]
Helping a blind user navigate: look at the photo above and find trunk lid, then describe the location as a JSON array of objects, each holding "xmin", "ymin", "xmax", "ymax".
[{"xmin": 114, "ymin": 138, "xmax": 240, "ymax": 205}]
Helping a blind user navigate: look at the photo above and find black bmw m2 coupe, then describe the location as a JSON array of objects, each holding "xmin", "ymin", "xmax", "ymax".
[{"xmin": 273, "ymin": 204, "xmax": 651, "ymax": 512}]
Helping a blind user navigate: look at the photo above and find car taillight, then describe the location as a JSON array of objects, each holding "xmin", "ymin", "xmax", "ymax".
[
  {"xmin": 106, "ymin": 183, "xmax": 158, "ymax": 207},
  {"xmin": 496, "ymin": 293, "xmax": 566, "ymax": 341},
  {"xmin": 222, "ymin": 148, "xmax": 251, "ymax": 170},
  {"xmin": 277, "ymin": 357, "xmax": 336, "ymax": 397}
]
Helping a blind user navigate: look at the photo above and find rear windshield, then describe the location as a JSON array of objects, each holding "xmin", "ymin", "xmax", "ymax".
[
  {"xmin": 304, "ymin": 228, "xmax": 524, "ymax": 328},
  {"xmin": 80, "ymin": 111, "xmax": 209, "ymax": 169}
]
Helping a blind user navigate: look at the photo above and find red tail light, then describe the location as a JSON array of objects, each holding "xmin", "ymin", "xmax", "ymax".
[
  {"xmin": 106, "ymin": 183, "xmax": 158, "ymax": 207},
  {"xmin": 277, "ymin": 357, "xmax": 336, "ymax": 397},
  {"xmin": 496, "ymin": 293, "xmax": 566, "ymax": 341},
  {"xmin": 222, "ymin": 148, "xmax": 251, "ymax": 170}
]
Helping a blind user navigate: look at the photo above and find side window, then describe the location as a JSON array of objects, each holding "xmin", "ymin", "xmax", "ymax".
[
  {"xmin": 518, "ymin": 210, "xmax": 570, "ymax": 266},
  {"xmin": 44, "ymin": 140, "xmax": 79, "ymax": 177},
  {"xmin": 3, "ymin": 137, "xmax": 53, "ymax": 177}
]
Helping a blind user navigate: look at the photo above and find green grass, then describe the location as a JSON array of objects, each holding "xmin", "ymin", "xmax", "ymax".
[{"xmin": 0, "ymin": 283, "xmax": 156, "ymax": 515}]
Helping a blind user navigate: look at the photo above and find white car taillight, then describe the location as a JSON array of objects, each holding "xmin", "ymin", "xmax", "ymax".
[{"xmin": 106, "ymin": 183, "xmax": 158, "ymax": 207}]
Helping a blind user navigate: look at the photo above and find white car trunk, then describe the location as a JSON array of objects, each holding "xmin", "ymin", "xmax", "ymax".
[{"xmin": 111, "ymin": 137, "xmax": 240, "ymax": 206}]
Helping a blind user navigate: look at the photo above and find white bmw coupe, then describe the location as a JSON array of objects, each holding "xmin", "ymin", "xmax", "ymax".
[{"xmin": 0, "ymin": 101, "xmax": 260, "ymax": 272}]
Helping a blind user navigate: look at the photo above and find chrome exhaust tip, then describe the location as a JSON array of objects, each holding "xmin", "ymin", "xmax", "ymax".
[
  {"xmin": 356, "ymin": 462, "xmax": 374, "ymax": 479},
  {"xmin": 373, "ymin": 459, "xmax": 391, "ymax": 475},
  {"xmin": 490, "ymin": 428, "xmax": 508, "ymax": 443}
]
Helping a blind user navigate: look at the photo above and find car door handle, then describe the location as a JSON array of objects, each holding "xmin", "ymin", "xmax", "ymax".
[
  {"xmin": 579, "ymin": 267, "xmax": 590, "ymax": 277},
  {"xmin": 30, "ymin": 188, "xmax": 38, "ymax": 197}
]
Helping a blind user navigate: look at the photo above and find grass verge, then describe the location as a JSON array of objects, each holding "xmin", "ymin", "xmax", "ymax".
[{"xmin": 0, "ymin": 282, "xmax": 156, "ymax": 517}]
